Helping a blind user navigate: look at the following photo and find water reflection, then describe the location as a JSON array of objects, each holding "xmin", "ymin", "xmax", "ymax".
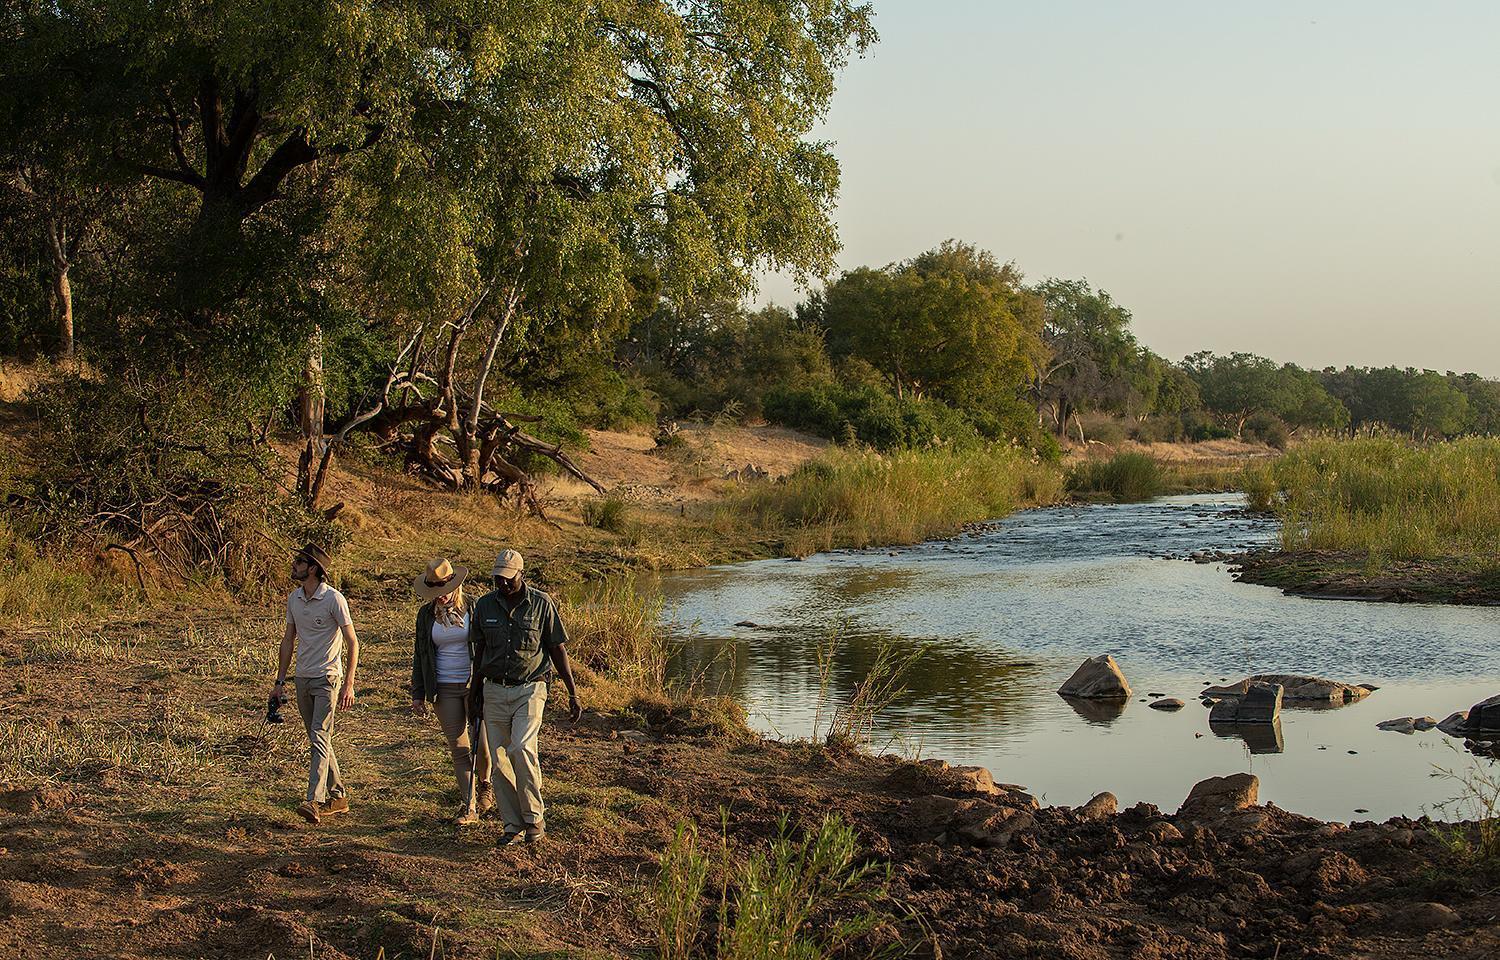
[
  {"xmin": 657, "ymin": 494, "xmax": 1500, "ymax": 820},
  {"xmin": 1210, "ymin": 718, "xmax": 1286, "ymax": 754},
  {"xmin": 1061, "ymin": 695, "xmax": 1127, "ymax": 725}
]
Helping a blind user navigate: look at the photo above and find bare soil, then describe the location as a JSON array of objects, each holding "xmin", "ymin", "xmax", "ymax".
[{"xmin": 4, "ymin": 597, "xmax": 1499, "ymax": 960}]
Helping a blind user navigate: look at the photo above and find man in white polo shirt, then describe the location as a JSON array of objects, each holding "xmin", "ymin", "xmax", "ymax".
[{"xmin": 270, "ymin": 543, "xmax": 360, "ymax": 824}]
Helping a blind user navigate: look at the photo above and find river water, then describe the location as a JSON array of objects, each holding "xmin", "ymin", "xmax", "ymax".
[{"xmin": 656, "ymin": 493, "xmax": 1500, "ymax": 822}]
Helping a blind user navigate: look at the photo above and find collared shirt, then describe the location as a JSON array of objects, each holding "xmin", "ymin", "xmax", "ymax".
[
  {"xmin": 470, "ymin": 585, "xmax": 568, "ymax": 684},
  {"xmin": 286, "ymin": 582, "xmax": 353, "ymax": 679}
]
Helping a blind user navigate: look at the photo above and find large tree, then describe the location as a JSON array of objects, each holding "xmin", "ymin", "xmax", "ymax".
[
  {"xmin": 818, "ymin": 240, "xmax": 1046, "ymax": 408},
  {"xmin": 4, "ymin": 0, "xmax": 876, "ymax": 505}
]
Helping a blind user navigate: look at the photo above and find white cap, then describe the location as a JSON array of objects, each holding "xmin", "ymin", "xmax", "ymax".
[{"xmin": 491, "ymin": 549, "xmax": 524, "ymax": 578}]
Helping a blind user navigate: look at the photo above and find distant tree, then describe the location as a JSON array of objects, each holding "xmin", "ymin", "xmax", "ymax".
[
  {"xmin": 1184, "ymin": 352, "xmax": 1346, "ymax": 437},
  {"xmin": 1032, "ymin": 279, "xmax": 1139, "ymax": 437},
  {"xmin": 819, "ymin": 240, "xmax": 1047, "ymax": 409}
]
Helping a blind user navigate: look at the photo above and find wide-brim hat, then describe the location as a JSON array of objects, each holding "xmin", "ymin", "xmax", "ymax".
[
  {"xmin": 414, "ymin": 557, "xmax": 469, "ymax": 600},
  {"xmin": 296, "ymin": 543, "xmax": 333, "ymax": 575}
]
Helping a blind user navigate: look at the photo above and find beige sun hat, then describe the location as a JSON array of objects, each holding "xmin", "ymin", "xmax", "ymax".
[
  {"xmin": 413, "ymin": 558, "xmax": 469, "ymax": 601},
  {"xmin": 491, "ymin": 549, "xmax": 524, "ymax": 579}
]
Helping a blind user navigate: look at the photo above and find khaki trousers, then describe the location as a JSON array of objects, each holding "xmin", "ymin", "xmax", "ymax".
[
  {"xmin": 434, "ymin": 682, "xmax": 490, "ymax": 811},
  {"xmin": 294, "ymin": 675, "xmax": 346, "ymax": 804},
  {"xmin": 483, "ymin": 680, "xmax": 548, "ymax": 830}
]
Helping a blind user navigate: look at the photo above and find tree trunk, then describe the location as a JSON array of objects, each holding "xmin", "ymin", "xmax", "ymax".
[
  {"xmin": 45, "ymin": 219, "xmax": 74, "ymax": 359},
  {"xmin": 460, "ymin": 285, "xmax": 520, "ymax": 489},
  {"xmin": 296, "ymin": 326, "xmax": 325, "ymax": 504},
  {"xmin": 53, "ymin": 261, "xmax": 73, "ymax": 359}
]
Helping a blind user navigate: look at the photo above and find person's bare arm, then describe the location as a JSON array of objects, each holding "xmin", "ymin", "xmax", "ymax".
[
  {"xmin": 549, "ymin": 643, "xmax": 582, "ymax": 721},
  {"xmin": 338, "ymin": 623, "xmax": 359, "ymax": 709},
  {"xmin": 271, "ymin": 621, "xmax": 295, "ymax": 698}
]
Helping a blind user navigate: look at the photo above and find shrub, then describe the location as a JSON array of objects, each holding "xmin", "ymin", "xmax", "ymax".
[
  {"xmin": 652, "ymin": 812, "xmax": 899, "ymax": 960},
  {"xmin": 582, "ymin": 496, "xmax": 631, "ymax": 533},
  {"xmin": 1067, "ymin": 452, "xmax": 1164, "ymax": 502},
  {"xmin": 1243, "ymin": 411, "xmax": 1290, "ymax": 450}
]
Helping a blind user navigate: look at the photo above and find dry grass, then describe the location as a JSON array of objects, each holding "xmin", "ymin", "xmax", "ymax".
[{"xmin": 728, "ymin": 445, "xmax": 1065, "ymax": 556}]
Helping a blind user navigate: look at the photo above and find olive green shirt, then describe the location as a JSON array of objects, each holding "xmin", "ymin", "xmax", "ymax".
[{"xmin": 470, "ymin": 585, "xmax": 568, "ymax": 684}]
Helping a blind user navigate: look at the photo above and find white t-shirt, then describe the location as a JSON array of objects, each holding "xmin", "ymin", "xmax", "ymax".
[
  {"xmin": 432, "ymin": 612, "xmax": 471, "ymax": 684},
  {"xmin": 286, "ymin": 583, "xmax": 353, "ymax": 679}
]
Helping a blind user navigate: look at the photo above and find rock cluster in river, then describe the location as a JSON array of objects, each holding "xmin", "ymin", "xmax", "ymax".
[{"xmin": 1203, "ymin": 674, "xmax": 1373, "ymax": 704}]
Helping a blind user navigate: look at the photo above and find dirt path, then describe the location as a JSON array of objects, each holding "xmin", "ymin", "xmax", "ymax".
[{"xmin": 4, "ymin": 603, "xmax": 1498, "ymax": 960}]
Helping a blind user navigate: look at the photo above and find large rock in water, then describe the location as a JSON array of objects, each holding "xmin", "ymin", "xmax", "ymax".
[
  {"xmin": 1208, "ymin": 681, "xmax": 1282, "ymax": 723},
  {"xmin": 1436, "ymin": 694, "xmax": 1500, "ymax": 739},
  {"xmin": 1057, "ymin": 654, "xmax": 1132, "ymax": 699},
  {"xmin": 1178, "ymin": 773, "xmax": 1259, "ymax": 818},
  {"xmin": 1202, "ymin": 673, "xmax": 1371, "ymax": 704},
  {"xmin": 1465, "ymin": 693, "xmax": 1500, "ymax": 737}
]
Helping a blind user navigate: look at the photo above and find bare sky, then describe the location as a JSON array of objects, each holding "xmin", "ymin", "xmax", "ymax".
[{"xmin": 756, "ymin": 1, "xmax": 1500, "ymax": 375}]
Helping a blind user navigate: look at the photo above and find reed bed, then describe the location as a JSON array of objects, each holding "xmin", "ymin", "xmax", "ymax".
[
  {"xmin": 1250, "ymin": 437, "xmax": 1500, "ymax": 562},
  {"xmin": 731, "ymin": 445, "xmax": 1064, "ymax": 555}
]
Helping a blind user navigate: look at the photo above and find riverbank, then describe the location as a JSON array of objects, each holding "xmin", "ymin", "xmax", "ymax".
[
  {"xmin": 1232, "ymin": 549, "xmax": 1500, "ymax": 605},
  {"xmin": 1233, "ymin": 438, "xmax": 1500, "ymax": 606},
  {"xmin": 4, "ymin": 603, "xmax": 1499, "ymax": 959}
]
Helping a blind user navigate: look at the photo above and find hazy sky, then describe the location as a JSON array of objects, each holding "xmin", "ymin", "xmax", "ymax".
[{"xmin": 756, "ymin": 1, "xmax": 1500, "ymax": 375}]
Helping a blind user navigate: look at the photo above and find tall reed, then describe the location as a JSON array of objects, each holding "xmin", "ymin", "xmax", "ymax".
[
  {"xmin": 1260, "ymin": 437, "xmax": 1500, "ymax": 561},
  {"xmin": 731, "ymin": 445, "xmax": 1064, "ymax": 555}
]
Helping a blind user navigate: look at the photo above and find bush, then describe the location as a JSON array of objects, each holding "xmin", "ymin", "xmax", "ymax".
[
  {"xmin": 17, "ymin": 372, "xmax": 339, "ymax": 597},
  {"xmin": 1077, "ymin": 412, "xmax": 1127, "ymax": 446},
  {"xmin": 1243, "ymin": 411, "xmax": 1290, "ymax": 450},
  {"xmin": 1067, "ymin": 452, "xmax": 1164, "ymax": 502},
  {"xmin": 582, "ymin": 496, "xmax": 631, "ymax": 533},
  {"xmin": 764, "ymin": 382, "xmax": 983, "ymax": 450},
  {"xmin": 1131, "ymin": 415, "xmax": 1186, "ymax": 443}
]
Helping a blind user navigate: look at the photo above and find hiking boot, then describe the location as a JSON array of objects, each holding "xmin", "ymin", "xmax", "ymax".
[
  {"xmin": 475, "ymin": 781, "xmax": 495, "ymax": 816},
  {"xmin": 524, "ymin": 823, "xmax": 546, "ymax": 844},
  {"xmin": 455, "ymin": 805, "xmax": 480, "ymax": 826},
  {"xmin": 296, "ymin": 800, "xmax": 321, "ymax": 824},
  {"xmin": 318, "ymin": 796, "xmax": 350, "ymax": 817},
  {"xmin": 497, "ymin": 829, "xmax": 524, "ymax": 847}
]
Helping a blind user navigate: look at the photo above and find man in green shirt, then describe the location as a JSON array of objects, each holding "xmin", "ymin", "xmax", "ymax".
[{"xmin": 469, "ymin": 549, "xmax": 581, "ymax": 844}]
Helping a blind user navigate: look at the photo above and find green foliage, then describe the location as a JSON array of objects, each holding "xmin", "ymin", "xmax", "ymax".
[
  {"xmin": 817, "ymin": 241, "xmax": 1046, "ymax": 409},
  {"xmin": 1066, "ymin": 452, "xmax": 1164, "ymax": 502},
  {"xmin": 764, "ymin": 381, "xmax": 982, "ymax": 450},
  {"xmin": 1242, "ymin": 411, "xmax": 1290, "ymax": 450},
  {"xmin": 1264, "ymin": 437, "xmax": 1500, "ymax": 562},
  {"xmin": 653, "ymin": 813, "xmax": 899, "ymax": 960},
  {"xmin": 1184, "ymin": 351, "xmax": 1348, "ymax": 436},
  {"xmin": 1321, "ymin": 366, "xmax": 1486, "ymax": 438}
]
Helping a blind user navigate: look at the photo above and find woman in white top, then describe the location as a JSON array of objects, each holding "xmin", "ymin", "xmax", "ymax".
[{"xmin": 410, "ymin": 558, "xmax": 493, "ymax": 824}]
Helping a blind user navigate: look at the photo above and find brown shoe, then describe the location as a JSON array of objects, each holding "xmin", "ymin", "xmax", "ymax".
[
  {"xmin": 318, "ymin": 796, "xmax": 350, "ymax": 817},
  {"xmin": 296, "ymin": 800, "xmax": 321, "ymax": 824},
  {"xmin": 524, "ymin": 823, "xmax": 546, "ymax": 844},
  {"xmin": 455, "ymin": 805, "xmax": 479, "ymax": 826},
  {"xmin": 475, "ymin": 781, "xmax": 495, "ymax": 816}
]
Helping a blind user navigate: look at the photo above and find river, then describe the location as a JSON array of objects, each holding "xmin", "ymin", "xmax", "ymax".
[{"xmin": 656, "ymin": 493, "xmax": 1500, "ymax": 822}]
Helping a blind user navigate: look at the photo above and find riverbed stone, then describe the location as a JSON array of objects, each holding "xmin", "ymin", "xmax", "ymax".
[
  {"xmin": 1202, "ymin": 674, "xmax": 1370, "ymax": 704},
  {"xmin": 1057, "ymin": 654, "xmax": 1132, "ymax": 699},
  {"xmin": 1078, "ymin": 792, "xmax": 1117, "ymax": 821},
  {"xmin": 1208, "ymin": 682, "xmax": 1282, "ymax": 723},
  {"xmin": 1437, "ymin": 710, "xmax": 1471, "ymax": 736},
  {"xmin": 1178, "ymin": 773, "xmax": 1259, "ymax": 818},
  {"xmin": 1413, "ymin": 716, "xmax": 1438, "ymax": 731},
  {"xmin": 1149, "ymin": 698, "xmax": 1185, "ymax": 710},
  {"xmin": 1376, "ymin": 717, "xmax": 1416, "ymax": 734}
]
